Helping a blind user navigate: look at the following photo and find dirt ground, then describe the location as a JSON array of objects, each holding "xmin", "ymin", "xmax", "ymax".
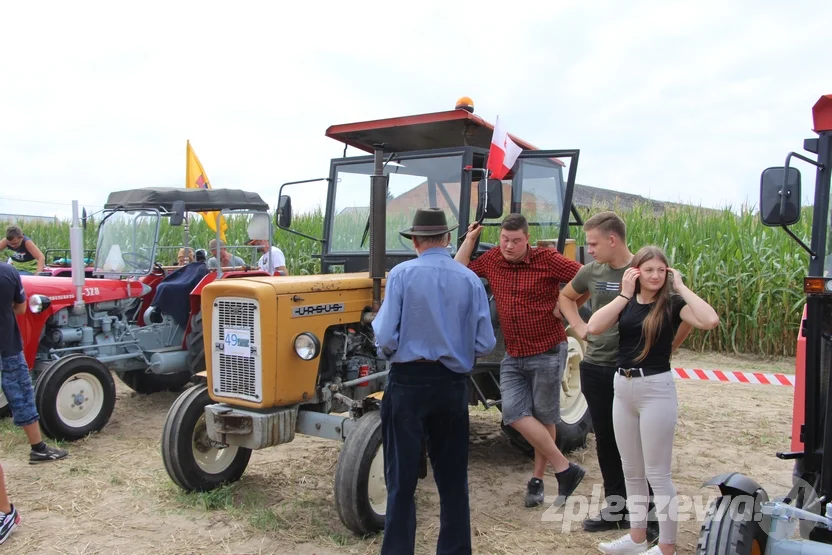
[{"xmin": 0, "ymin": 348, "xmax": 798, "ymax": 555}]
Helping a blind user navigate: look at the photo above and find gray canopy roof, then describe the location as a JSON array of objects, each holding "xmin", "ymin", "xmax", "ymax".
[{"xmin": 104, "ymin": 187, "xmax": 269, "ymax": 212}]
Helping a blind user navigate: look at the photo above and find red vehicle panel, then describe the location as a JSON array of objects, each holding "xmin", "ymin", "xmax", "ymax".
[{"xmin": 16, "ymin": 276, "xmax": 150, "ymax": 368}]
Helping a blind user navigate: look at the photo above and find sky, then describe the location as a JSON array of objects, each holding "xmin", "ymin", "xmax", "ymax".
[{"xmin": 1, "ymin": 0, "xmax": 830, "ymax": 222}]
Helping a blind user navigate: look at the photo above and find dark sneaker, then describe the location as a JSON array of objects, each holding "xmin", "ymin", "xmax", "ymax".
[
  {"xmin": 29, "ymin": 445, "xmax": 68, "ymax": 464},
  {"xmin": 0, "ymin": 505, "xmax": 20, "ymax": 545},
  {"xmin": 525, "ymin": 477, "xmax": 544, "ymax": 507},
  {"xmin": 583, "ymin": 505, "xmax": 631, "ymax": 532},
  {"xmin": 553, "ymin": 462, "xmax": 586, "ymax": 506}
]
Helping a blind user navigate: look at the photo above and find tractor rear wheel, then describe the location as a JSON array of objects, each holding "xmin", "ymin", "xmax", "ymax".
[
  {"xmin": 696, "ymin": 494, "xmax": 768, "ymax": 555},
  {"xmin": 334, "ymin": 410, "xmax": 386, "ymax": 535},
  {"xmin": 186, "ymin": 311, "xmax": 206, "ymax": 375},
  {"xmin": 34, "ymin": 355, "xmax": 116, "ymax": 441},
  {"xmin": 118, "ymin": 369, "xmax": 192, "ymax": 394},
  {"xmin": 0, "ymin": 388, "xmax": 9, "ymax": 419},
  {"xmin": 161, "ymin": 384, "xmax": 251, "ymax": 492}
]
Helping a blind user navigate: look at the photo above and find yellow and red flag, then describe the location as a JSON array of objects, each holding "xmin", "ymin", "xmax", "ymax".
[{"xmin": 186, "ymin": 140, "xmax": 228, "ymax": 241}]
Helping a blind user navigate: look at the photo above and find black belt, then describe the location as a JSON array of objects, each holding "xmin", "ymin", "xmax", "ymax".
[{"xmin": 617, "ymin": 368, "xmax": 670, "ymax": 378}]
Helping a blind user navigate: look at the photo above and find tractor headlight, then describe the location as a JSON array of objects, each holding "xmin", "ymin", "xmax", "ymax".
[
  {"xmin": 28, "ymin": 295, "xmax": 51, "ymax": 314},
  {"xmin": 294, "ymin": 333, "xmax": 321, "ymax": 360}
]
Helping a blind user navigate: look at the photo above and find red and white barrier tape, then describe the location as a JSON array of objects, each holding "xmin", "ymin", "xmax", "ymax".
[{"xmin": 672, "ymin": 368, "xmax": 795, "ymax": 386}]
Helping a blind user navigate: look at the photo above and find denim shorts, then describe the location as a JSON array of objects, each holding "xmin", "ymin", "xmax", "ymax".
[
  {"xmin": 500, "ymin": 341, "xmax": 567, "ymax": 426},
  {"xmin": 1, "ymin": 352, "xmax": 39, "ymax": 427}
]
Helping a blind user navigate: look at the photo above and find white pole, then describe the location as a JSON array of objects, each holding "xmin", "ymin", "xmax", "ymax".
[{"xmin": 70, "ymin": 200, "xmax": 86, "ymax": 308}]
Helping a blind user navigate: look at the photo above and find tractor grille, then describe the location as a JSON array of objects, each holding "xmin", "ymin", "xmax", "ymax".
[{"xmin": 212, "ymin": 298, "xmax": 262, "ymax": 402}]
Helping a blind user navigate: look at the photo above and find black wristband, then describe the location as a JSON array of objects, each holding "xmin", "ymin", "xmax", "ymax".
[{"xmin": 618, "ymin": 294, "xmax": 631, "ymax": 301}]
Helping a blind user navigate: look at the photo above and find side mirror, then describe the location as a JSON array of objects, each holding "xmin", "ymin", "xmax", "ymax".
[
  {"xmin": 476, "ymin": 178, "xmax": 504, "ymax": 220},
  {"xmin": 760, "ymin": 167, "xmax": 801, "ymax": 227},
  {"xmin": 81, "ymin": 207, "xmax": 88, "ymax": 231},
  {"xmin": 170, "ymin": 201, "xmax": 186, "ymax": 226},
  {"xmin": 276, "ymin": 195, "xmax": 292, "ymax": 229}
]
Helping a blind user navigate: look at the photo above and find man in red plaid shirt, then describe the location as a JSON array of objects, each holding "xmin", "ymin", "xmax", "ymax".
[{"xmin": 456, "ymin": 213, "xmax": 586, "ymax": 507}]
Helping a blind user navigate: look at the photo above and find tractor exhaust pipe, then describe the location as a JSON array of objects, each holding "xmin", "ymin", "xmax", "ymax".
[
  {"xmin": 369, "ymin": 145, "xmax": 388, "ymax": 313},
  {"xmin": 70, "ymin": 200, "xmax": 86, "ymax": 310}
]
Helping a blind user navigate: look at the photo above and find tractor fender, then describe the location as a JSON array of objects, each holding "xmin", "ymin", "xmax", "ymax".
[
  {"xmin": 702, "ymin": 472, "xmax": 769, "ymax": 501},
  {"xmin": 17, "ymin": 306, "xmax": 56, "ymax": 369}
]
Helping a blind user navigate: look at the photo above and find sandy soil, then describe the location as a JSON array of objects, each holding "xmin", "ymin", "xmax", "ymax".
[{"xmin": 0, "ymin": 351, "xmax": 797, "ymax": 555}]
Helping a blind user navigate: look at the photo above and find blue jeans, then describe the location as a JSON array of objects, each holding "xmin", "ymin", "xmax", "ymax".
[
  {"xmin": 380, "ymin": 361, "xmax": 471, "ymax": 555},
  {"xmin": 1, "ymin": 352, "xmax": 39, "ymax": 427}
]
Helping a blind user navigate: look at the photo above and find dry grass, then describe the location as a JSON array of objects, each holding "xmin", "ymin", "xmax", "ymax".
[{"xmin": 0, "ymin": 361, "xmax": 798, "ymax": 554}]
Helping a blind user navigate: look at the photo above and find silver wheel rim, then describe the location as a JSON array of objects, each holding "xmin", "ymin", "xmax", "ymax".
[
  {"xmin": 367, "ymin": 444, "xmax": 387, "ymax": 514},
  {"xmin": 192, "ymin": 414, "xmax": 239, "ymax": 474},
  {"xmin": 56, "ymin": 371, "xmax": 105, "ymax": 428},
  {"xmin": 560, "ymin": 335, "xmax": 588, "ymax": 425}
]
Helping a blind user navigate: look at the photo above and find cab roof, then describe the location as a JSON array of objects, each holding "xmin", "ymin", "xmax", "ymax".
[
  {"xmin": 325, "ymin": 109, "xmax": 539, "ymax": 154},
  {"xmin": 104, "ymin": 187, "xmax": 269, "ymax": 212}
]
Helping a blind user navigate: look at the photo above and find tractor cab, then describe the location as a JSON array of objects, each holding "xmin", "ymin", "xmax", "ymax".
[
  {"xmin": 276, "ymin": 102, "xmax": 584, "ymax": 276},
  {"xmin": 276, "ymin": 100, "xmax": 590, "ymax": 454},
  {"xmin": 97, "ymin": 187, "xmax": 274, "ymax": 323}
]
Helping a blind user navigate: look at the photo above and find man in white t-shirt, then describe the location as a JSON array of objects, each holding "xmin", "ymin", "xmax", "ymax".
[{"xmin": 247, "ymin": 239, "xmax": 288, "ymax": 276}]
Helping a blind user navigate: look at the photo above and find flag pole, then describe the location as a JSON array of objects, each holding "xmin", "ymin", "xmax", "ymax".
[{"xmin": 184, "ymin": 140, "xmax": 190, "ymax": 260}]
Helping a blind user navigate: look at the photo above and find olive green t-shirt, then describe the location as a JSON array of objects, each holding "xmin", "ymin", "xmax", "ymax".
[{"xmin": 571, "ymin": 259, "xmax": 632, "ymax": 366}]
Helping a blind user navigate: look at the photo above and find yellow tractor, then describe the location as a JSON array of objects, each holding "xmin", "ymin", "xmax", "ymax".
[{"xmin": 161, "ymin": 99, "xmax": 593, "ymax": 535}]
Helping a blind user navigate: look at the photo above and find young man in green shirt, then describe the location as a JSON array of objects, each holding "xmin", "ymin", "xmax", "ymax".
[{"xmin": 559, "ymin": 212, "xmax": 691, "ymax": 538}]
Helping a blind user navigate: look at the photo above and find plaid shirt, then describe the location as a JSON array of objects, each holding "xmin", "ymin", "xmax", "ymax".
[{"xmin": 468, "ymin": 246, "xmax": 582, "ymax": 358}]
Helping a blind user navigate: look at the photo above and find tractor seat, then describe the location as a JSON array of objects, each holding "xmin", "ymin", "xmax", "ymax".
[{"xmin": 146, "ymin": 262, "xmax": 210, "ymax": 327}]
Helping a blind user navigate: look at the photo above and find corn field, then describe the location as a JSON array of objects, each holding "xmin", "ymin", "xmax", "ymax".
[{"xmin": 1, "ymin": 201, "xmax": 813, "ymax": 356}]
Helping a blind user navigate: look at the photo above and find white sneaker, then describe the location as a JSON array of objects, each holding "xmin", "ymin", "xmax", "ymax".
[
  {"xmin": 598, "ymin": 533, "xmax": 648, "ymax": 554},
  {"xmin": 637, "ymin": 547, "xmax": 675, "ymax": 555}
]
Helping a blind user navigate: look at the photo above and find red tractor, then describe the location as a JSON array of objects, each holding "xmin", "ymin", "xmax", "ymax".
[
  {"xmin": 696, "ymin": 95, "xmax": 832, "ymax": 553},
  {"xmin": 7, "ymin": 188, "xmax": 275, "ymax": 440}
]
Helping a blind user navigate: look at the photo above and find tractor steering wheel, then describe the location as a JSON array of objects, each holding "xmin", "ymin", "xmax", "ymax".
[{"xmin": 121, "ymin": 251, "xmax": 159, "ymax": 273}]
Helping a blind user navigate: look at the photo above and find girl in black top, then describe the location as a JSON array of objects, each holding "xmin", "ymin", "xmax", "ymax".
[{"xmin": 588, "ymin": 246, "xmax": 719, "ymax": 555}]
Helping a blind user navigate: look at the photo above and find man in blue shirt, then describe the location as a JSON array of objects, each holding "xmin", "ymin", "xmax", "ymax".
[{"xmin": 373, "ymin": 208, "xmax": 496, "ymax": 555}]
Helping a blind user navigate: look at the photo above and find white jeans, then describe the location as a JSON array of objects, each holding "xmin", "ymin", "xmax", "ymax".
[{"xmin": 612, "ymin": 370, "xmax": 679, "ymax": 545}]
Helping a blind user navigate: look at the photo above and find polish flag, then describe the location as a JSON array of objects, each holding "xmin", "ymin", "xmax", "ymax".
[{"xmin": 486, "ymin": 116, "xmax": 523, "ymax": 180}]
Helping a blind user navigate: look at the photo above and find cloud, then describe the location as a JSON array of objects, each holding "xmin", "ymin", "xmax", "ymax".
[{"xmin": 0, "ymin": 0, "xmax": 830, "ymax": 224}]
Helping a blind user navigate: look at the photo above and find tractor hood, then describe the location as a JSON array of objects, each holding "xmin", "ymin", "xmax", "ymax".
[
  {"xmin": 240, "ymin": 273, "xmax": 386, "ymax": 295},
  {"xmin": 20, "ymin": 276, "xmax": 152, "ymax": 305}
]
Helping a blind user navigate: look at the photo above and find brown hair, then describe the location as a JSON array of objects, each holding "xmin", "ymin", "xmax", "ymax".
[
  {"xmin": 5, "ymin": 225, "xmax": 23, "ymax": 241},
  {"xmin": 631, "ymin": 245, "xmax": 674, "ymax": 363},
  {"xmin": 501, "ymin": 213, "xmax": 528, "ymax": 234},
  {"xmin": 583, "ymin": 211, "xmax": 626, "ymax": 241}
]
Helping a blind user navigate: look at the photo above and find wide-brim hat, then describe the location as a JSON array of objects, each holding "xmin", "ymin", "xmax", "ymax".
[{"xmin": 399, "ymin": 207, "xmax": 459, "ymax": 239}]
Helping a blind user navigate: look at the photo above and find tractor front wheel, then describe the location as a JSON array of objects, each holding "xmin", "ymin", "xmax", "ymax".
[
  {"xmin": 696, "ymin": 494, "xmax": 768, "ymax": 555},
  {"xmin": 161, "ymin": 384, "xmax": 251, "ymax": 492},
  {"xmin": 334, "ymin": 410, "xmax": 387, "ymax": 535},
  {"xmin": 34, "ymin": 355, "xmax": 116, "ymax": 441}
]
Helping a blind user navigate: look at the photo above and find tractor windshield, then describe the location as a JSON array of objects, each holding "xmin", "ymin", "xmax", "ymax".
[
  {"xmin": 94, "ymin": 209, "xmax": 160, "ymax": 277},
  {"xmin": 330, "ymin": 153, "xmax": 463, "ymax": 252}
]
